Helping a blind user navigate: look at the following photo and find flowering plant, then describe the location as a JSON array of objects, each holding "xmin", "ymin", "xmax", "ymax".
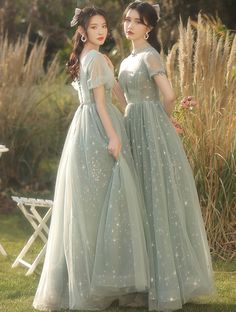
[
  {"xmin": 171, "ymin": 96, "xmax": 198, "ymax": 134},
  {"xmin": 180, "ymin": 96, "xmax": 198, "ymax": 110}
]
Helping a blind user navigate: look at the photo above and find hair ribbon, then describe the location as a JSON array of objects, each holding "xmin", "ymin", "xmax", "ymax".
[
  {"xmin": 70, "ymin": 8, "xmax": 82, "ymax": 27},
  {"xmin": 153, "ymin": 4, "xmax": 161, "ymax": 21}
]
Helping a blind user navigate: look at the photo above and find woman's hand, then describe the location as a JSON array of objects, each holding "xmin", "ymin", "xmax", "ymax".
[
  {"xmin": 171, "ymin": 117, "xmax": 183, "ymax": 134},
  {"xmin": 107, "ymin": 134, "xmax": 122, "ymax": 160}
]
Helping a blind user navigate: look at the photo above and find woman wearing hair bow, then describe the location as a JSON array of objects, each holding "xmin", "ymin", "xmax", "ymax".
[
  {"xmin": 118, "ymin": 1, "xmax": 215, "ymax": 310},
  {"xmin": 33, "ymin": 6, "xmax": 150, "ymax": 311}
]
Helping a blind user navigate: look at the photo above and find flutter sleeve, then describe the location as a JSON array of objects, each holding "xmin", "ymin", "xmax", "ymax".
[
  {"xmin": 143, "ymin": 50, "xmax": 166, "ymax": 79},
  {"xmin": 87, "ymin": 52, "xmax": 113, "ymax": 90}
]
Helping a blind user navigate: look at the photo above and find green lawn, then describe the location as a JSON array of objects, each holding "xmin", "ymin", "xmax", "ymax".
[{"xmin": 0, "ymin": 213, "xmax": 235, "ymax": 312}]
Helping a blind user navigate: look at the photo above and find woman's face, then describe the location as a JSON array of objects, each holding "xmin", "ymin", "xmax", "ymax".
[
  {"xmin": 123, "ymin": 9, "xmax": 150, "ymax": 41},
  {"xmin": 86, "ymin": 15, "xmax": 108, "ymax": 46}
]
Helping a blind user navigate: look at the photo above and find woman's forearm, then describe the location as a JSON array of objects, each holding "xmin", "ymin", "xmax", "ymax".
[
  {"xmin": 153, "ymin": 75, "xmax": 175, "ymax": 117},
  {"xmin": 93, "ymin": 86, "xmax": 118, "ymax": 139},
  {"xmin": 112, "ymin": 80, "xmax": 127, "ymax": 111},
  {"xmin": 163, "ymin": 97, "xmax": 175, "ymax": 117}
]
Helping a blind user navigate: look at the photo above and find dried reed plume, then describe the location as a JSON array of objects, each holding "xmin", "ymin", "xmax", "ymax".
[{"xmin": 166, "ymin": 14, "xmax": 236, "ymax": 259}]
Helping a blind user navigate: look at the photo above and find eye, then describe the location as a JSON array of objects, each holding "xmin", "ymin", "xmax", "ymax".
[
  {"xmin": 102, "ymin": 24, "xmax": 107, "ymax": 28},
  {"xmin": 124, "ymin": 17, "xmax": 131, "ymax": 22},
  {"xmin": 91, "ymin": 26, "xmax": 97, "ymax": 29}
]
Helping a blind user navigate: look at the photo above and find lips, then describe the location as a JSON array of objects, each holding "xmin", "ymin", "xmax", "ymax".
[
  {"xmin": 126, "ymin": 31, "xmax": 134, "ymax": 36},
  {"xmin": 97, "ymin": 37, "xmax": 104, "ymax": 41}
]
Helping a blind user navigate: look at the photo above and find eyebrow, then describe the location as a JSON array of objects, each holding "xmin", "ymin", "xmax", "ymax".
[
  {"xmin": 125, "ymin": 16, "xmax": 141, "ymax": 21},
  {"xmin": 90, "ymin": 23, "xmax": 107, "ymax": 26}
]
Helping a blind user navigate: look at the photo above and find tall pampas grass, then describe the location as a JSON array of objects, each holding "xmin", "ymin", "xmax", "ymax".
[
  {"xmin": 167, "ymin": 14, "xmax": 236, "ymax": 259},
  {"xmin": 0, "ymin": 32, "xmax": 77, "ymax": 189}
]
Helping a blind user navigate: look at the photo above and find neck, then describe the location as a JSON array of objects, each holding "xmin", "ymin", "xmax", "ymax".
[
  {"xmin": 131, "ymin": 39, "xmax": 148, "ymax": 51},
  {"xmin": 83, "ymin": 41, "xmax": 100, "ymax": 53}
]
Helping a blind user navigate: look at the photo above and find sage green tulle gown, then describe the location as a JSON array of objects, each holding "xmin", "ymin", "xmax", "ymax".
[
  {"xmin": 118, "ymin": 43, "xmax": 215, "ymax": 311},
  {"xmin": 33, "ymin": 50, "xmax": 149, "ymax": 311}
]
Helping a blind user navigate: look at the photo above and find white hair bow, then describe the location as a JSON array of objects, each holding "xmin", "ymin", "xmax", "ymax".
[
  {"xmin": 153, "ymin": 4, "xmax": 161, "ymax": 21},
  {"xmin": 70, "ymin": 8, "xmax": 82, "ymax": 27}
]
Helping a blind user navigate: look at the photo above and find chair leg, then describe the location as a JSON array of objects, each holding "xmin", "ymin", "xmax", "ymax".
[
  {"xmin": 26, "ymin": 244, "xmax": 47, "ymax": 275},
  {"xmin": 0, "ymin": 243, "xmax": 7, "ymax": 256},
  {"xmin": 11, "ymin": 196, "xmax": 53, "ymax": 275}
]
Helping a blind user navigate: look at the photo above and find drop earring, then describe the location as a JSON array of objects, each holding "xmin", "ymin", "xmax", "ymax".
[
  {"xmin": 81, "ymin": 34, "xmax": 87, "ymax": 42},
  {"xmin": 144, "ymin": 32, "xmax": 149, "ymax": 40}
]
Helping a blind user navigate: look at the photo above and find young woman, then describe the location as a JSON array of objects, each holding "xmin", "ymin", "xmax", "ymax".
[
  {"xmin": 33, "ymin": 6, "xmax": 149, "ymax": 311},
  {"xmin": 118, "ymin": 1, "xmax": 215, "ymax": 311}
]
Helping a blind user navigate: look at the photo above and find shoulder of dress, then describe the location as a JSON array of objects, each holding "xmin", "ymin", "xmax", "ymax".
[
  {"xmin": 144, "ymin": 47, "xmax": 160, "ymax": 58},
  {"xmin": 120, "ymin": 56, "xmax": 130, "ymax": 66},
  {"xmin": 86, "ymin": 50, "xmax": 105, "ymax": 66},
  {"xmin": 89, "ymin": 49, "xmax": 102, "ymax": 57},
  {"xmin": 142, "ymin": 48, "xmax": 162, "ymax": 65},
  {"xmin": 89, "ymin": 50, "xmax": 104, "ymax": 59}
]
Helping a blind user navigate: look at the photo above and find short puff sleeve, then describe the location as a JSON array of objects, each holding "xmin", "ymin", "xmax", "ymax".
[
  {"xmin": 87, "ymin": 52, "xmax": 113, "ymax": 90},
  {"xmin": 144, "ymin": 50, "xmax": 166, "ymax": 79}
]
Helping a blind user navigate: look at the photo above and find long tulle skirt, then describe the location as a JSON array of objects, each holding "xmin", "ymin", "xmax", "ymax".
[
  {"xmin": 33, "ymin": 103, "xmax": 149, "ymax": 311},
  {"xmin": 124, "ymin": 101, "xmax": 215, "ymax": 311}
]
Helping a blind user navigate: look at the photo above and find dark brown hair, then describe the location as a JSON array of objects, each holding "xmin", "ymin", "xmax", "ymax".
[
  {"xmin": 67, "ymin": 7, "xmax": 108, "ymax": 79},
  {"xmin": 123, "ymin": 1, "xmax": 160, "ymax": 52}
]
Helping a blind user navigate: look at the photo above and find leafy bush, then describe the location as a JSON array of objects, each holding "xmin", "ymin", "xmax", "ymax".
[{"xmin": 0, "ymin": 33, "xmax": 77, "ymax": 189}]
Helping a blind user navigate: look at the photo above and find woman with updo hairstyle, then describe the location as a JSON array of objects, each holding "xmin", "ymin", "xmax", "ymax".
[
  {"xmin": 118, "ymin": 1, "xmax": 215, "ymax": 310},
  {"xmin": 33, "ymin": 6, "xmax": 150, "ymax": 311}
]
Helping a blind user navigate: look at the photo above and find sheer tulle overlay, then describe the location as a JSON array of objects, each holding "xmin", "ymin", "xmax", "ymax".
[
  {"xmin": 33, "ymin": 50, "xmax": 149, "ymax": 311},
  {"xmin": 119, "ymin": 43, "xmax": 215, "ymax": 311}
]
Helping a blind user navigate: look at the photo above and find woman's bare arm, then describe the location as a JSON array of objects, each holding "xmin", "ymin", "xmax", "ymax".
[
  {"xmin": 153, "ymin": 74, "xmax": 175, "ymax": 117},
  {"xmin": 102, "ymin": 54, "xmax": 127, "ymax": 112},
  {"xmin": 112, "ymin": 80, "xmax": 127, "ymax": 112},
  {"xmin": 93, "ymin": 85, "xmax": 121, "ymax": 160}
]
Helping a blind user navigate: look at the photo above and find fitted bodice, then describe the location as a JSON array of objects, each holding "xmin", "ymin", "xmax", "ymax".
[
  {"xmin": 118, "ymin": 44, "xmax": 165, "ymax": 105},
  {"xmin": 72, "ymin": 50, "xmax": 114, "ymax": 106}
]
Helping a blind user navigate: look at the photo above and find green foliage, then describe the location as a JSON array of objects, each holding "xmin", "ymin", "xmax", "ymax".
[
  {"xmin": 0, "ymin": 33, "xmax": 77, "ymax": 189},
  {"xmin": 0, "ymin": 7, "xmax": 235, "ymax": 259},
  {"xmin": 1, "ymin": 0, "xmax": 235, "ymax": 63}
]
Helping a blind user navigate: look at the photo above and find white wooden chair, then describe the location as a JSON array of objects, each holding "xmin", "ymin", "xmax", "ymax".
[
  {"xmin": 11, "ymin": 196, "xmax": 53, "ymax": 275},
  {"xmin": 0, "ymin": 144, "xmax": 9, "ymax": 256}
]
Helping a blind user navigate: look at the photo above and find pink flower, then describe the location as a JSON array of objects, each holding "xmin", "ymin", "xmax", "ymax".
[{"xmin": 181, "ymin": 96, "xmax": 198, "ymax": 110}]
